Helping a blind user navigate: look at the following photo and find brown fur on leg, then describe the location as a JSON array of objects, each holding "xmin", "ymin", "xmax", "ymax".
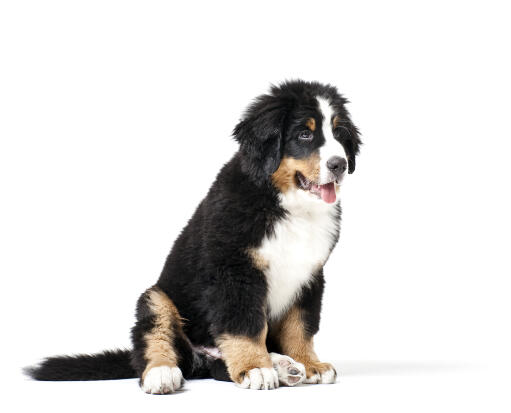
[
  {"xmin": 141, "ymin": 287, "xmax": 182, "ymax": 381},
  {"xmin": 272, "ymin": 306, "xmax": 335, "ymax": 380},
  {"xmin": 216, "ymin": 324, "xmax": 272, "ymax": 383}
]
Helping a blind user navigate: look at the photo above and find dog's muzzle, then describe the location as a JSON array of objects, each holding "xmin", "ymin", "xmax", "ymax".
[{"xmin": 326, "ymin": 156, "xmax": 347, "ymax": 179}]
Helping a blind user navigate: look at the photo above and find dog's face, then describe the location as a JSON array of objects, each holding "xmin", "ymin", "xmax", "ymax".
[{"xmin": 234, "ymin": 81, "xmax": 361, "ymax": 203}]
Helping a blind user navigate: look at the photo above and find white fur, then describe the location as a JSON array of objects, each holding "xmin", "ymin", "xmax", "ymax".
[
  {"xmin": 304, "ymin": 366, "xmax": 337, "ymax": 384},
  {"xmin": 237, "ymin": 367, "xmax": 279, "ymax": 390},
  {"xmin": 142, "ymin": 366, "xmax": 184, "ymax": 394},
  {"xmin": 319, "ymin": 367, "xmax": 337, "ymax": 384},
  {"xmin": 317, "ymin": 97, "xmax": 348, "ymax": 184},
  {"xmin": 305, "ymin": 372, "xmax": 321, "ymax": 384},
  {"xmin": 270, "ymin": 352, "xmax": 306, "ymax": 386},
  {"xmin": 257, "ymin": 188, "xmax": 339, "ymax": 319}
]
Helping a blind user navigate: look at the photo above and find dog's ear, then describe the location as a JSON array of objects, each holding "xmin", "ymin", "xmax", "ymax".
[
  {"xmin": 233, "ymin": 101, "xmax": 287, "ymax": 184},
  {"xmin": 340, "ymin": 120, "xmax": 361, "ymax": 174}
]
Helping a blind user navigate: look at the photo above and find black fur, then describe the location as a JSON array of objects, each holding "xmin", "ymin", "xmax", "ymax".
[
  {"xmin": 24, "ymin": 350, "xmax": 135, "ymax": 381},
  {"xmin": 130, "ymin": 286, "xmax": 212, "ymax": 382},
  {"xmin": 25, "ymin": 80, "xmax": 360, "ymax": 385}
]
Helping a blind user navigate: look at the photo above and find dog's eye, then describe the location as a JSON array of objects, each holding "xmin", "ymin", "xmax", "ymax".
[{"xmin": 298, "ymin": 130, "xmax": 313, "ymax": 141}]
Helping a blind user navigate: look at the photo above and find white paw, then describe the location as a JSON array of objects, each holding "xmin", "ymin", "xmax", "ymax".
[
  {"xmin": 270, "ymin": 353, "xmax": 306, "ymax": 386},
  {"xmin": 142, "ymin": 366, "xmax": 185, "ymax": 394},
  {"xmin": 237, "ymin": 367, "xmax": 279, "ymax": 390},
  {"xmin": 305, "ymin": 372, "xmax": 321, "ymax": 384},
  {"xmin": 320, "ymin": 367, "xmax": 337, "ymax": 383},
  {"xmin": 304, "ymin": 366, "xmax": 337, "ymax": 384}
]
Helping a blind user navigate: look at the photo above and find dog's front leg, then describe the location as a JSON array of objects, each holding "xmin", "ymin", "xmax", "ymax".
[
  {"xmin": 216, "ymin": 323, "xmax": 278, "ymax": 389},
  {"xmin": 276, "ymin": 305, "xmax": 337, "ymax": 384},
  {"xmin": 209, "ymin": 267, "xmax": 278, "ymax": 390},
  {"xmin": 273, "ymin": 271, "xmax": 337, "ymax": 384}
]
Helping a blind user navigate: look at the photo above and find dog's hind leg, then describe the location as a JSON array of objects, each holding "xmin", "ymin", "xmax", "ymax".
[{"xmin": 130, "ymin": 286, "xmax": 204, "ymax": 394}]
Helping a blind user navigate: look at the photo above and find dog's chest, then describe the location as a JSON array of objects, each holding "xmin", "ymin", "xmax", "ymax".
[{"xmin": 256, "ymin": 193, "xmax": 339, "ymax": 319}]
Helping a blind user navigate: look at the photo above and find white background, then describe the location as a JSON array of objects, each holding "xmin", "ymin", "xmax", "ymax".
[{"xmin": 1, "ymin": 1, "xmax": 510, "ymax": 412}]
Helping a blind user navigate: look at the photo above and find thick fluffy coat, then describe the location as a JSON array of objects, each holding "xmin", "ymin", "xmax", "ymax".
[{"xmin": 26, "ymin": 80, "xmax": 361, "ymax": 393}]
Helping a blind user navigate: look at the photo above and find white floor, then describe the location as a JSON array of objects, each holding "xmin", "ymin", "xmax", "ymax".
[{"xmin": 9, "ymin": 360, "xmax": 510, "ymax": 413}]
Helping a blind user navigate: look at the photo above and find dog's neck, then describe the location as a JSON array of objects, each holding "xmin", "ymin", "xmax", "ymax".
[{"xmin": 278, "ymin": 188, "xmax": 340, "ymax": 218}]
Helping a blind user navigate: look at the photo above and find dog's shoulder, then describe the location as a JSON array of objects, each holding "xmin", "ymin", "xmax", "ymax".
[{"xmin": 200, "ymin": 154, "xmax": 287, "ymax": 250}]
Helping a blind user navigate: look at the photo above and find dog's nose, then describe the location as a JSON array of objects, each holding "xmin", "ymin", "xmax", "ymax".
[{"xmin": 326, "ymin": 156, "xmax": 347, "ymax": 174}]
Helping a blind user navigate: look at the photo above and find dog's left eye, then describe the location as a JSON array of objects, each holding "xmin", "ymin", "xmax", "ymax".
[{"xmin": 298, "ymin": 130, "xmax": 313, "ymax": 141}]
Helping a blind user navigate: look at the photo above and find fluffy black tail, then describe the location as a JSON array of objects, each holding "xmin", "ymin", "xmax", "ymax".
[
  {"xmin": 24, "ymin": 348, "xmax": 223, "ymax": 382},
  {"xmin": 24, "ymin": 349, "xmax": 136, "ymax": 381}
]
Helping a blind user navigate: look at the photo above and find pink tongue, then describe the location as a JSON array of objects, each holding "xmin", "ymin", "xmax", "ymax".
[{"xmin": 320, "ymin": 182, "xmax": 336, "ymax": 203}]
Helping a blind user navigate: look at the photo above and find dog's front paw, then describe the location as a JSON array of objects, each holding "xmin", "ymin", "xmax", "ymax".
[
  {"xmin": 237, "ymin": 367, "xmax": 279, "ymax": 390},
  {"xmin": 304, "ymin": 362, "xmax": 337, "ymax": 384},
  {"xmin": 270, "ymin": 353, "xmax": 306, "ymax": 386},
  {"xmin": 141, "ymin": 366, "xmax": 185, "ymax": 394}
]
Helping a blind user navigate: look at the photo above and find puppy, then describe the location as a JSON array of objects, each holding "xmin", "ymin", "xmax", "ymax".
[{"xmin": 26, "ymin": 80, "xmax": 361, "ymax": 393}]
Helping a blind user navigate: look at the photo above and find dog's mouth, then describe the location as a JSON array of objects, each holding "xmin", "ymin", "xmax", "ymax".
[{"xmin": 295, "ymin": 172, "xmax": 338, "ymax": 204}]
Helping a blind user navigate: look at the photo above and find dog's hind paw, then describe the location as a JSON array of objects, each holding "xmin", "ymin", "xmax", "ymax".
[{"xmin": 270, "ymin": 353, "xmax": 306, "ymax": 386}]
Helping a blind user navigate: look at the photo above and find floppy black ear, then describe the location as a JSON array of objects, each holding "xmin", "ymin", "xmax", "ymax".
[
  {"xmin": 341, "ymin": 120, "xmax": 362, "ymax": 174},
  {"xmin": 233, "ymin": 103, "xmax": 287, "ymax": 184},
  {"xmin": 345, "ymin": 140, "xmax": 358, "ymax": 174}
]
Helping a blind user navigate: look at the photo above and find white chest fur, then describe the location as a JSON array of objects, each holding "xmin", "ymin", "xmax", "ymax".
[{"xmin": 256, "ymin": 190, "xmax": 340, "ymax": 320}]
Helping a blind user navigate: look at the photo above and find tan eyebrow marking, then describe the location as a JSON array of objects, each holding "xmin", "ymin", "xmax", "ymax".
[{"xmin": 306, "ymin": 118, "xmax": 316, "ymax": 131}]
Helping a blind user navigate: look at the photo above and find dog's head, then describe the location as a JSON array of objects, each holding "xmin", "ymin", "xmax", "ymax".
[{"xmin": 234, "ymin": 80, "xmax": 361, "ymax": 203}]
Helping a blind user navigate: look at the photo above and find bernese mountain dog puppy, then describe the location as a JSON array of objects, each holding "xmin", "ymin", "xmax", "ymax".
[{"xmin": 26, "ymin": 80, "xmax": 361, "ymax": 393}]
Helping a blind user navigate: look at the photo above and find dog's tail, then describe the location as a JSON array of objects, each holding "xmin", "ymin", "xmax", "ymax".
[
  {"xmin": 24, "ymin": 349, "xmax": 137, "ymax": 381},
  {"xmin": 24, "ymin": 348, "xmax": 218, "ymax": 381}
]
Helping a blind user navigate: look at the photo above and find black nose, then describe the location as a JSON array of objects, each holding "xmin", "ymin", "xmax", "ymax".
[{"xmin": 326, "ymin": 156, "xmax": 347, "ymax": 174}]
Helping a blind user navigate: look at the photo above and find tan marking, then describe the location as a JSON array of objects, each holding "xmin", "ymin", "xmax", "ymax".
[
  {"xmin": 273, "ymin": 306, "xmax": 333, "ymax": 378},
  {"xmin": 247, "ymin": 248, "xmax": 269, "ymax": 271},
  {"xmin": 142, "ymin": 287, "xmax": 182, "ymax": 380},
  {"xmin": 271, "ymin": 153, "xmax": 320, "ymax": 193},
  {"xmin": 333, "ymin": 115, "xmax": 340, "ymax": 128},
  {"xmin": 216, "ymin": 324, "xmax": 272, "ymax": 383},
  {"xmin": 306, "ymin": 118, "xmax": 316, "ymax": 131}
]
